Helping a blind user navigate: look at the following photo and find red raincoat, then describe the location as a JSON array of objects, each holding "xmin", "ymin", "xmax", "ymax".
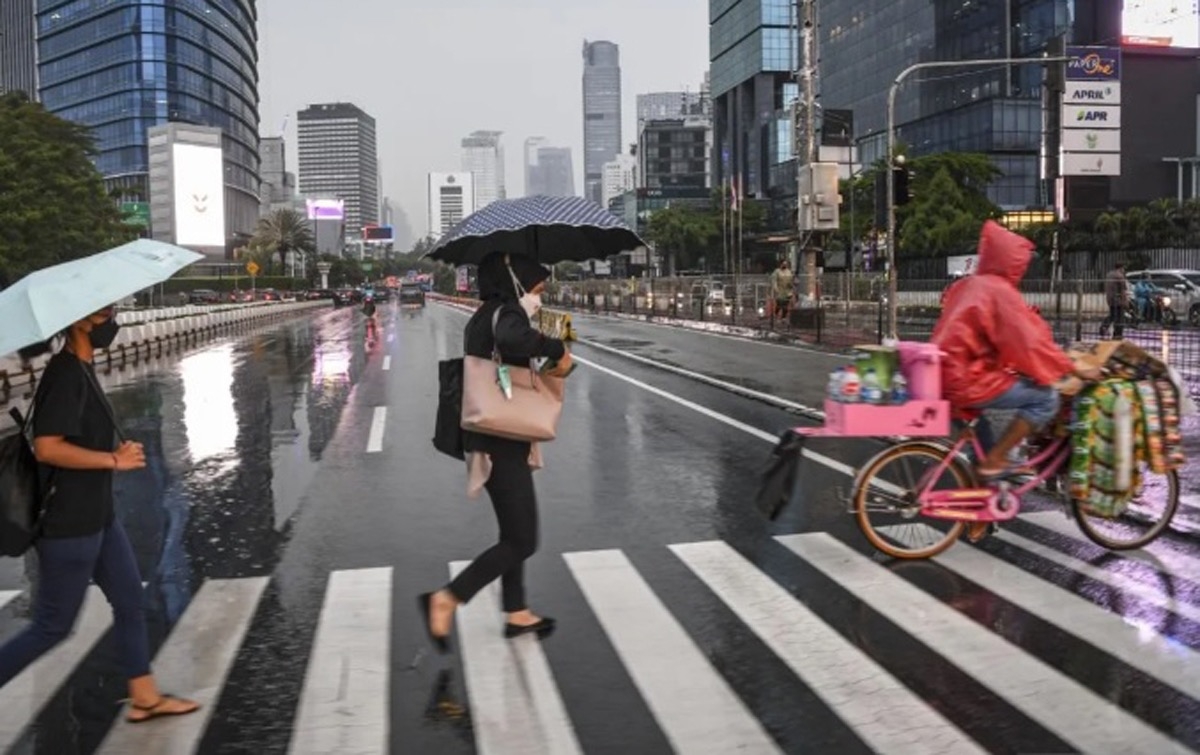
[{"xmin": 931, "ymin": 221, "xmax": 1074, "ymax": 408}]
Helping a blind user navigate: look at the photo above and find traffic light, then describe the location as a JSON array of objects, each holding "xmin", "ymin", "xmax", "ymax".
[{"xmin": 894, "ymin": 166, "xmax": 911, "ymax": 206}]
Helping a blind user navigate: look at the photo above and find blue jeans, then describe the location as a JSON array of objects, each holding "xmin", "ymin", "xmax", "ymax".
[
  {"xmin": 0, "ymin": 519, "xmax": 150, "ymax": 684},
  {"xmin": 972, "ymin": 378, "xmax": 1061, "ymax": 453}
]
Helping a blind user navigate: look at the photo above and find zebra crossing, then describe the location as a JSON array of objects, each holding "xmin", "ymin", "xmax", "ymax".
[{"xmin": 0, "ymin": 513, "xmax": 1197, "ymax": 754}]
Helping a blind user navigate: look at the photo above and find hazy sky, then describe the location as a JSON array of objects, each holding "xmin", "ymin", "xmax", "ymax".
[{"xmin": 257, "ymin": 0, "xmax": 709, "ymax": 241}]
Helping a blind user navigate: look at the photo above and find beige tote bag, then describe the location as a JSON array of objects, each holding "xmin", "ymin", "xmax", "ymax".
[{"xmin": 461, "ymin": 308, "xmax": 565, "ymax": 442}]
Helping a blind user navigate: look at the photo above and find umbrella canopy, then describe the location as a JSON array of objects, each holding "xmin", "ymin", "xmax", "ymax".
[
  {"xmin": 0, "ymin": 239, "xmax": 203, "ymax": 357},
  {"xmin": 425, "ymin": 195, "xmax": 646, "ymax": 266}
]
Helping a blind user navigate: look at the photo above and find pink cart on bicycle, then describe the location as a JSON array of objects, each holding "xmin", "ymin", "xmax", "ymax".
[{"xmin": 800, "ymin": 342, "xmax": 1181, "ymax": 560}]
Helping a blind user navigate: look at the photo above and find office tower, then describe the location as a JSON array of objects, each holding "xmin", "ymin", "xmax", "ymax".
[
  {"xmin": 461, "ymin": 130, "xmax": 506, "ymax": 208},
  {"xmin": 638, "ymin": 117, "xmax": 712, "ymax": 190},
  {"xmin": 582, "ymin": 40, "xmax": 622, "ymax": 205},
  {"xmin": 526, "ymin": 140, "xmax": 576, "ymax": 197},
  {"xmin": 602, "ymin": 154, "xmax": 637, "ymax": 209},
  {"xmin": 0, "ymin": 0, "xmax": 36, "ymax": 97},
  {"xmin": 524, "ymin": 137, "xmax": 550, "ymax": 195},
  {"xmin": 297, "ymin": 102, "xmax": 380, "ymax": 234},
  {"xmin": 428, "ymin": 172, "xmax": 476, "ymax": 238}
]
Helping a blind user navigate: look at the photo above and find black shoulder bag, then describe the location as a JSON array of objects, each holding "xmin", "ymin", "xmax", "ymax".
[{"xmin": 0, "ymin": 396, "xmax": 53, "ymax": 556}]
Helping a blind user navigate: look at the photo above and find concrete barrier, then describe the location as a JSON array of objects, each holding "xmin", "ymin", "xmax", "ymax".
[
  {"xmin": 428, "ymin": 294, "xmax": 577, "ymax": 341},
  {"xmin": 0, "ymin": 300, "xmax": 330, "ymax": 395}
]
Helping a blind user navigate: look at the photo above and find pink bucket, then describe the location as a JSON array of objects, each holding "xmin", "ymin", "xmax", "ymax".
[{"xmin": 898, "ymin": 341, "xmax": 944, "ymax": 401}]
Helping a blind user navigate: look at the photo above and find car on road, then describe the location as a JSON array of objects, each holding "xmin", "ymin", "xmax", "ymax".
[
  {"xmin": 188, "ymin": 289, "xmax": 220, "ymax": 305},
  {"xmin": 1127, "ymin": 269, "xmax": 1200, "ymax": 327},
  {"xmin": 306, "ymin": 289, "xmax": 336, "ymax": 301},
  {"xmin": 257, "ymin": 288, "xmax": 281, "ymax": 302},
  {"xmin": 398, "ymin": 282, "xmax": 425, "ymax": 307}
]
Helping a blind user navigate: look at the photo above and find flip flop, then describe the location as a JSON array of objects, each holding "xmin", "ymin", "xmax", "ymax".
[
  {"xmin": 417, "ymin": 593, "xmax": 452, "ymax": 654},
  {"xmin": 125, "ymin": 694, "xmax": 200, "ymax": 724}
]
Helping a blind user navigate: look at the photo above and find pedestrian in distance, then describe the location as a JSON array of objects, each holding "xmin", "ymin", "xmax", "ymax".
[
  {"xmin": 0, "ymin": 307, "xmax": 199, "ymax": 722},
  {"xmin": 770, "ymin": 258, "xmax": 795, "ymax": 325},
  {"xmin": 1100, "ymin": 261, "xmax": 1128, "ymax": 339},
  {"xmin": 362, "ymin": 296, "xmax": 378, "ymax": 339},
  {"xmin": 419, "ymin": 253, "xmax": 573, "ymax": 652}
]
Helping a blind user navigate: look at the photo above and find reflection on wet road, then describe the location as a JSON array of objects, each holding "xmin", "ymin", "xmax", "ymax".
[{"xmin": 0, "ymin": 302, "xmax": 1196, "ymax": 755}]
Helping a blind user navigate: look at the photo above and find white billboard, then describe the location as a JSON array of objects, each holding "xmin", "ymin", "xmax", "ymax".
[
  {"xmin": 173, "ymin": 143, "xmax": 226, "ymax": 247},
  {"xmin": 1064, "ymin": 81, "xmax": 1122, "ymax": 105},
  {"xmin": 1061, "ymin": 104, "xmax": 1122, "ymax": 129},
  {"xmin": 1062, "ymin": 152, "xmax": 1122, "ymax": 176},
  {"xmin": 1122, "ymin": 0, "xmax": 1200, "ymax": 49},
  {"xmin": 1062, "ymin": 129, "xmax": 1122, "ymax": 152}
]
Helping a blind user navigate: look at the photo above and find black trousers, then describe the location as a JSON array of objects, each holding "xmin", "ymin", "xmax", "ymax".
[
  {"xmin": 448, "ymin": 451, "xmax": 539, "ymax": 612},
  {"xmin": 1101, "ymin": 303, "xmax": 1125, "ymax": 337}
]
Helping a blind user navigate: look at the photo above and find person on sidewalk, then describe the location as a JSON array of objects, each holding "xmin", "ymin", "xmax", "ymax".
[
  {"xmin": 420, "ymin": 254, "xmax": 573, "ymax": 650},
  {"xmin": 1100, "ymin": 262, "xmax": 1128, "ymax": 338},
  {"xmin": 770, "ymin": 259, "xmax": 795, "ymax": 325},
  {"xmin": 932, "ymin": 222, "xmax": 1101, "ymax": 541},
  {"xmin": 0, "ymin": 307, "xmax": 199, "ymax": 723}
]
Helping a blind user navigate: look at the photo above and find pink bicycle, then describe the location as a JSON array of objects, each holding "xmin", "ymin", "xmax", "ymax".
[{"xmin": 850, "ymin": 410, "xmax": 1181, "ymax": 560}]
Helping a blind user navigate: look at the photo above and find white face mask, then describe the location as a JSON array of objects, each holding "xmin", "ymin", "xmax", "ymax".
[{"xmin": 519, "ymin": 292, "xmax": 542, "ymax": 319}]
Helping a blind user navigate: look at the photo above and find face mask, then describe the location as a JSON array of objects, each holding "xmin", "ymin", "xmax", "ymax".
[
  {"xmin": 89, "ymin": 318, "xmax": 120, "ymax": 350},
  {"xmin": 519, "ymin": 292, "xmax": 542, "ymax": 319}
]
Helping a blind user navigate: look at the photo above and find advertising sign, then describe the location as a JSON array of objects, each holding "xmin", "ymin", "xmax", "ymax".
[
  {"xmin": 1122, "ymin": 0, "xmax": 1200, "ymax": 49},
  {"xmin": 1064, "ymin": 81, "xmax": 1122, "ymax": 105},
  {"xmin": 1065, "ymin": 46, "xmax": 1121, "ymax": 81},
  {"xmin": 172, "ymin": 144, "xmax": 226, "ymax": 247},
  {"xmin": 1061, "ymin": 104, "xmax": 1122, "ymax": 129},
  {"xmin": 455, "ymin": 267, "xmax": 470, "ymax": 293},
  {"xmin": 1062, "ymin": 152, "xmax": 1122, "ymax": 176},
  {"xmin": 121, "ymin": 201, "xmax": 150, "ymax": 229},
  {"xmin": 362, "ymin": 225, "xmax": 395, "ymax": 242},
  {"xmin": 306, "ymin": 198, "xmax": 345, "ymax": 221},
  {"xmin": 1062, "ymin": 129, "xmax": 1122, "ymax": 152}
]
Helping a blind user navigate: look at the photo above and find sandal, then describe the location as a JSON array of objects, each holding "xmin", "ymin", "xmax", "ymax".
[{"xmin": 125, "ymin": 694, "xmax": 200, "ymax": 724}]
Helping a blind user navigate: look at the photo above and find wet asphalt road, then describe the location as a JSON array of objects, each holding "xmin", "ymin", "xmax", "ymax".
[{"xmin": 0, "ymin": 302, "xmax": 1197, "ymax": 754}]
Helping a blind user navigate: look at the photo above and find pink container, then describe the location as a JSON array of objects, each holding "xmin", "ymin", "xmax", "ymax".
[
  {"xmin": 898, "ymin": 341, "xmax": 944, "ymax": 401},
  {"xmin": 823, "ymin": 399, "xmax": 951, "ymax": 438}
]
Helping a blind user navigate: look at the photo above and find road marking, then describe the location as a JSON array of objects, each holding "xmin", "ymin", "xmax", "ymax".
[
  {"xmin": 366, "ymin": 407, "xmax": 387, "ymax": 453},
  {"xmin": 887, "ymin": 524, "xmax": 1200, "ymax": 699},
  {"xmin": 450, "ymin": 562, "xmax": 582, "ymax": 755},
  {"xmin": 382, "ymin": 356, "xmax": 392, "ymax": 371},
  {"xmin": 563, "ymin": 549, "xmax": 781, "ymax": 754},
  {"xmin": 0, "ymin": 591, "xmax": 19, "ymax": 611},
  {"xmin": 0, "ymin": 587, "xmax": 111, "ymax": 749},
  {"xmin": 991, "ymin": 527, "xmax": 1200, "ymax": 625},
  {"xmin": 99, "ymin": 577, "xmax": 269, "ymax": 754},
  {"xmin": 387, "ymin": 334, "xmax": 395, "ymax": 343},
  {"xmin": 1020, "ymin": 511, "xmax": 1200, "ymax": 580},
  {"xmin": 776, "ymin": 533, "xmax": 1193, "ymax": 755},
  {"xmin": 671, "ymin": 540, "xmax": 983, "ymax": 755},
  {"xmin": 289, "ymin": 568, "xmax": 392, "ymax": 755}
]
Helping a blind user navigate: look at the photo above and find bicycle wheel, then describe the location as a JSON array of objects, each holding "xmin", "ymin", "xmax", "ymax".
[
  {"xmin": 1072, "ymin": 466, "xmax": 1180, "ymax": 550},
  {"xmin": 854, "ymin": 442, "xmax": 975, "ymax": 559}
]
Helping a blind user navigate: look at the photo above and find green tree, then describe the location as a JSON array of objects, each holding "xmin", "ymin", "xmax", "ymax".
[
  {"xmin": 899, "ymin": 167, "xmax": 982, "ymax": 257},
  {"xmin": 0, "ymin": 92, "xmax": 136, "ymax": 287},
  {"xmin": 252, "ymin": 208, "xmax": 316, "ymax": 273},
  {"xmin": 905, "ymin": 152, "xmax": 1002, "ymax": 221},
  {"xmin": 647, "ymin": 204, "xmax": 717, "ymax": 274}
]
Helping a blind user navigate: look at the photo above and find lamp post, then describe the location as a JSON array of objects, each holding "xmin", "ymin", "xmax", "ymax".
[{"xmin": 884, "ymin": 54, "xmax": 1069, "ymax": 339}]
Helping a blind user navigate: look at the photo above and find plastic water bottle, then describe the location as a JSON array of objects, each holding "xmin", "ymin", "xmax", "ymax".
[
  {"xmin": 891, "ymin": 372, "xmax": 910, "ymax": 404},
  {"xmin": 861, "ymin": 368, "xmax": 883, "ymax": 404},
  {"xmin": 841, "ymin": 366, "xmax": 861, "ymax": 403},
  {"xmin": 827, "ymin": 369, "xmax": 844, "ymax": 402}
]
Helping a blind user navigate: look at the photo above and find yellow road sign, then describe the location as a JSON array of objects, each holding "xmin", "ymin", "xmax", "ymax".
[{"xmin": 246, "ymin": 261, "xmax": 260, "ymax": 276}]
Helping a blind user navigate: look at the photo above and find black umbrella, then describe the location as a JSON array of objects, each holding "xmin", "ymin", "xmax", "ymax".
[{"xmin": 424, "ymin": 195, "xmax": 646, "ymax": 266}]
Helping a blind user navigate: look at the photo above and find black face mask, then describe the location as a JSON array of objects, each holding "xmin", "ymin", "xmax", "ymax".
[{"xmin": 88, "ymin": 318, "xmax": 120, "ymax": 350}]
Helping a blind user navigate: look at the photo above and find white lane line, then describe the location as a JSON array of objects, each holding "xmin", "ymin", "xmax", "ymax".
[
  {"xmin": 382, "ymin": 356, "xmax": 392, "ymax": 371},
  {"xmin": 99, "ymin": 577, "xmax": 269, "ymax": 754},
  {"xmin": 887, "ymin": 524, "xmax": 1200, "ymax": 699},
  {"xmin": 671, "ymin": 541, "xmax": 983, "ymax": 755},
  {"xmin": 288, "ymin": 568, "xmax": 392, "ymax": 755},
  {"xmin": 0, "ymin": 591, "xmax": 19, "ymax": 611},
  {"xmin": 990, "ymin": 527, "xmax": 1200, "ymax": 625},
  {"xmin": 387, "ymin": 333, "xmax": 395, "ymax": 343},
  {"xmin": 564, "ymin": 549, "xmax": 781, "ymax": 754},
  {"xmin": 1020, "ymin": 511, "xmax": 1200, "ymax": 580},
  {"xmin": 449, "ymin": 562, "xmax": 582, "ymax": 755},
  {"xmin": 0, "ymin": 587, "xmax": 111, "ymax": 749},
  {"xmin": 366, "ymin": 407, "xmax": 387, "ymax": 453},
  {"xmin": 777, "ymin": 533, "xmax": 1193, "ymax": 755}
]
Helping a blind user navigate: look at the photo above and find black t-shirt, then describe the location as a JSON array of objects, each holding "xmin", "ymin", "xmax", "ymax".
[{"xmin": 32, "ymin": 352, "xmax": 117, "ymax": 538}]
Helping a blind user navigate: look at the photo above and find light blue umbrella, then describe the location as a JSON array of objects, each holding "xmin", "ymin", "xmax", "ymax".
[{"xmin": 0, "ymin": 239, "xmax": 203, "ymax": 357}]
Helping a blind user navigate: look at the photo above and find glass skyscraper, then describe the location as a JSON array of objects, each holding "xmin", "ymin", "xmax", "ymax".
[
  {"xmin": 36, "ymin": 0, "xmax": 260, "ymax": 239},
  {"xmin": 582, "ymin": 40, "xmax": 622, "ymax": 206}
]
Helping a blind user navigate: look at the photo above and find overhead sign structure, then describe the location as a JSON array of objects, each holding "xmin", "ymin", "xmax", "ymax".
[{"xmin": 1061, "ymin": 46, "xmax": 1122, "ymax": 177}]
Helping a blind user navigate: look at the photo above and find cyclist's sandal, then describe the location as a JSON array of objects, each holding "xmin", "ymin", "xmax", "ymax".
[{"xmin": 125, "ymin": 695, "xmax": 200, "ymax": 723}]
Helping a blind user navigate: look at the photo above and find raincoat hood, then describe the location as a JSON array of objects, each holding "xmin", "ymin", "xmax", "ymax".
[
  {"xmin": 975, "ymin": 220, "xmax": 1034, "ymax": 285},
  {"xmin": 477, "ymin": 253, "xmax": 551, "ymax": 302}
]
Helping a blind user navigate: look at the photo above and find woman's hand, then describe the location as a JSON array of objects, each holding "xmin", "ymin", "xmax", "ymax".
[
  {"xmin": 113, "ymin": 441, "xmax": 146, "ymax": 471},
  {"xmin": 1074, "ymin": 365, "xmax": 1104, "ymax": 382}
]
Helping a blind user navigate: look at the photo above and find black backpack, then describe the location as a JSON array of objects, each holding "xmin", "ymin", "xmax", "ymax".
[{"xmin": 0, "ymin": 404, "xmax": 52, "ymax": 557}]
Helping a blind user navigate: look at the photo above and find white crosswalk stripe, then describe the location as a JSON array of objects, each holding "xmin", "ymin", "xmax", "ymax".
[
  {"xmin": 1021, "ymin": 510, "xmax": 1200, "ymax": 580},
  {"xmin": 0, "ymin": 524, "xmax": 1199, "ymax": 753}
]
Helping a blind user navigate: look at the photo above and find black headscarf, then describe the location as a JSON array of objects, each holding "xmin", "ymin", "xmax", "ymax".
[{"xmin": 476, "ymin": 252, "xmax": 551, "ymax": 302}]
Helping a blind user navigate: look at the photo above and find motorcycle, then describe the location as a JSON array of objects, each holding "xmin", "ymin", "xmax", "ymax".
[{"xmin": 1126, "ymin": 291, "xmax": 1179, "ymax": 328}]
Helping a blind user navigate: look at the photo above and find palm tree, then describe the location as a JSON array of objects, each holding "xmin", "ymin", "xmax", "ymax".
[
  {"xmin": 1093, "ymin": 212, "xmax": 1122, "ymax": 250},
  {"xmin": 253, "ymin": 208, "xmax": 316, "ymax": 274}
]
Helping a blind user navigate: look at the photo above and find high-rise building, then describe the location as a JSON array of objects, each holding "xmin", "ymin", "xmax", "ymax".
[
  {"xmin": 639, "ymin": 117, "xmax": 712, "ymax": 191},
  {"xmin": 259, "ymin": 136, "xmax": 298, "ymax": 215},
  {"xmin": 36, "ymin": 0, "xmax": 261, "ymax": 246},
  {"xmin": 0, "ymin": 0, "xmax": 36, "ymax": 98},
  {"xmin": 461, "ymin": 130, "xmax": 506, "ymax": 208},
  {"xmin": 297, "ymin": 102, "xmax": 380, "ymax": 235},
  {"xmin": 428, "ymin": 172, "xmax": 476, "ymax": 238},
  {"xmin": 602, "ymin": 155, "xmax": 638, "ymax": 210},
  {"xmin": 582, "ymin": 40, "xmax": 622, "ymax": 205},
  {"xmin": 525, "ymin": 140, "xmax": 576, "ymax": 197},
  {"xmin": 637, "ymin": 91, "xmax": 708, "ymax": 127}
]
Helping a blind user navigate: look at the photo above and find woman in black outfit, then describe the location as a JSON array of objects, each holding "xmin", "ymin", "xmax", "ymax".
[
  {"xmin": 0, "ymin": 306, "xmax": 198, "ymax": 722},
  {"xmin": 421, "ymin": 254, "xmax": 572, "ymax": 649}
]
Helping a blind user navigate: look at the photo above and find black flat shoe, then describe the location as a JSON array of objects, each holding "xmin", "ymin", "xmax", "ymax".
[
  {"xmin": 504, "ymin": 617, "xmax": 556, "ymax": 640},
  {"xmin": 417, "ymin": 593, "xmax": 451, "ymax": 654}
]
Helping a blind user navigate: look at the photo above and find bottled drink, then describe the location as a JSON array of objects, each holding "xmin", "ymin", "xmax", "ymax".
[
  {"xmin": 841, "ymin": 366, "xmax": 861, "ymax": 403},
  {"xmin": 891, "ymin": 372, "xmax": 910, "ymax": 404},
  {"xmin": 861, "ymin": 368, "xmax": 884, "ymax": 404},
  {"xmin": 827, "ymin": 369, "xmax": 844, "ymax": 402}
]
